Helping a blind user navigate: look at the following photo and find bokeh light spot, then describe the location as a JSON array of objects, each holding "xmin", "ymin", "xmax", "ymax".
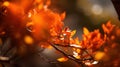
[{"xmin": 92, "ymin": 4, "xmax": 103, "ymax": 15}]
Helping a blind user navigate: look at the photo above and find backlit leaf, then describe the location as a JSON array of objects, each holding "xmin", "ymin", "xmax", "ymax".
[
  {"xmin": 57, "ymin": 57, "xmax": 68, "ymax": 62},
  {"xmin": 83, "ymin": 27, "xmax": 89, "ymax": 35},
  {"xmin": 71, "ymin": 30, "xmax": 76, "ymax": 37},
  {"xmin": 95, "ymin": 51, "xmax": 105, "ymax": 60}
]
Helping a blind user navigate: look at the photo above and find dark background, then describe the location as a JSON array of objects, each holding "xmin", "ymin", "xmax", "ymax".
[{"xmin": 49, "ymin": 0, "xmax": 120, "ymax": 38}]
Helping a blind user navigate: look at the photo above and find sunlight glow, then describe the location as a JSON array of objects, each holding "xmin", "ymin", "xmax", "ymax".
[{"xmin": 92, "ymin": 4, "xmax": 103, "ymax": 15}]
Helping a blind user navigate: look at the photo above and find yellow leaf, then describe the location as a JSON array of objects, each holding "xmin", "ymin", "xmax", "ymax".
[
  {"xmin": 3, "ymin": 1, "xmax": 10, "ymax": 7},
  {"xmin": 83, "ymin": 27, "xmax": 89, "ymax": 35},
  {"xmin": 75, "ymin": 55, "xmax": 80, "ymax": 59},
  {"xmin": 71, "ymin": 30, "xmax": 76, "ymax": 37},
  {"xmin": 95, "ymin": 51, "xmax": 105, "ymax": 60},
  {"xmin": 57, "ymin": 57, "xmax": 68, "ymax": 62},
  {"xmin": 76, "ymin": 49, "xmax": 81, "ymax": 53},
  {"xmin": 73, "ymin": 51, "xmax": 81, "ymax": 59}
]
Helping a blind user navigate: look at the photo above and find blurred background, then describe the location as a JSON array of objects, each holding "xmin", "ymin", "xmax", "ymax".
[{"xmin": 50, "ymin": 0, "xmax": 120, "ymax": 38}]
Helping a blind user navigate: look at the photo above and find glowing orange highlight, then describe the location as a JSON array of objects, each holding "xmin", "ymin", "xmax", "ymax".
[
  {"xmin": 3, "ymin": 1, "xmax": 10, "ymax": 7},
  {"xmin": 24, "ymin": 35, "xmax": 33, "ymax": 45},
  {"xmin": 57, "ymin": 57, "xmax": 68, "ymax": 62}
]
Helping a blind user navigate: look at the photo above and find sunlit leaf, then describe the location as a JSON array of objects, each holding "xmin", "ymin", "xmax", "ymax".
[
  {"xmin": 95, "ymin": 51, "xmax": 105, "ymax": 60},
  {"xmin": 57, "ymin": 57, "xmax": 68, "ymax": 62},
  {"xmin": 76, "ymin": 49, "xmax": 81, "ymax": 53},
  {"xmin": 106, "ymin": 21, "xmax": 112, "ymax": 27},
  {"xmin": 74, "ymin": 37, "xmax": 80, "ymax": 45},
  {"xmin": 38, "ymin": 3, "xmax": 44, "ymax": 9},
  {"xmin": 83, "ymin": 27, "xmax": 89, "ymax": 35},
  {"xmin": 102, "ymin": 21, "xmax": 115, "ymax": 34},
  {"xmin": 73, "ymin": 51, "xmax": 80, "ymax": 59},
  {"xmin": 71, "ymin": 30, "xmax": 76, "ymax": 37},
  {"xmin": 3, "ymin": 1, "xmax": 10, "ymax": 7},
  {"xmin": 102, "ymin": 24, "xmax": 109, "ymax": 33},
  {"xmin": 60, "ymin": 12, "xmax": 66, "ymax": 20}
]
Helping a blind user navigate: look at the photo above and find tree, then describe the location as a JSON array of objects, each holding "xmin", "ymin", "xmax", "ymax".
[{"xmin": 0, "ymin": 0, "xmax": 120, "ymax": 67}]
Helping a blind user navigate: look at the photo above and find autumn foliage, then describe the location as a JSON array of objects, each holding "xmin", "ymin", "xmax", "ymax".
[{"xmin": 0, "ymin": 0, "xmax": 120, "ymax": 67}]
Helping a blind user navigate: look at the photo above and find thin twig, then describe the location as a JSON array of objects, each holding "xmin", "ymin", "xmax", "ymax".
[
  {"xmin": 48, "ymin": 42, "xmax": 85, "ymax": 67},
  {"xmin": 54, "ymin": 43, "xmax": 94, "ymax": 60}
]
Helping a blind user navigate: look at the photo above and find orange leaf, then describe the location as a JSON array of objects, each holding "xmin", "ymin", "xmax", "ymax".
[
  {"xmin": 95, "ymin": 51, "xmax": 105, "ymax": 60},
  {"xmin": 24, "ymin": 35, "xmax": 34, "ymax": 45},
  {"xmin": 60, "ymin": 12, "xmax": 66, "ymax": 20},
  {"xmin": 74, "ymin": 37, "xmax": 80, "ymax": 45}
]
